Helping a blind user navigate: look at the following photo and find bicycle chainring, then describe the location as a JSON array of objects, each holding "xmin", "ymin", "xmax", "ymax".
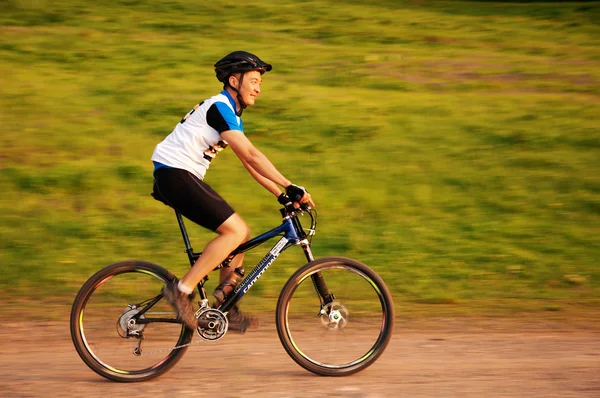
[{"xmin": 195, "ymin": 308, "xmax": 228, "ymax": 341}]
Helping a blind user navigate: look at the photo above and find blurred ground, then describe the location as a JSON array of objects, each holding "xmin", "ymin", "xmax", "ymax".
[{"xmin": 1, "ymin": 317, "xmax": 598, "ymax": 398}]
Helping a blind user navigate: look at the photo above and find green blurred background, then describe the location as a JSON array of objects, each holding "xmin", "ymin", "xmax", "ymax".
[{"xmin": 1, "ymin": 0, "xmax": 599, "ymax": 320}]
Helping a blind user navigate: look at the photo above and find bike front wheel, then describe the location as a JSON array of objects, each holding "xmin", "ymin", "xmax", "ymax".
[
  {"xmin": 70, "ymin": 260, "xmax": 193, "ymax": 382},
  {"xmin": 276, "ymin": 257, "xmax": 394, "ymax": 376}
]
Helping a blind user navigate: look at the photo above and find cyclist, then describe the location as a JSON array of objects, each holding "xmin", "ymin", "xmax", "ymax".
[{"xmin": 151, "ymin": 51, "xmax": 315, "ymax": 331}]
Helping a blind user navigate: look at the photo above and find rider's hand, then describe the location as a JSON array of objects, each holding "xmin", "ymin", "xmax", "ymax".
[
  {"xmin": 301, "ymin": 191, "xmax": 315, "ymax": 208},
  {"xmin": 286, "ymin": 184, "xmax": 316, "ymax": 208},
  {"xmin": 278, "ymin": 193, "xmax": 292, "ymax": 206},
  {"xmin": 286, "ymin": 184, "xmax": 305, "ymax": 202}
]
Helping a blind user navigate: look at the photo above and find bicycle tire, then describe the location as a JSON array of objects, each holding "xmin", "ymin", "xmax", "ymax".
[
  {"xmin": 276, "ymin": 257, "xmax": 394, "ymax": 376},
  {"xmin": 70, "ymin": 260, "xmax": 193, "ymax": 382}
]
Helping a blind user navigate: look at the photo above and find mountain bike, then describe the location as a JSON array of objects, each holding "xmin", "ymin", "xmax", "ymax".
[{"xmin": 70, "ymin": 202, "xmax": 395, "ymax": 382}]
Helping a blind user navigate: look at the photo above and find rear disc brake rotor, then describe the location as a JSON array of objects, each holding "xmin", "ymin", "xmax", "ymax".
[{"xmin": 117, "ymin": 306, "xmax": 146, "ymax": 338}]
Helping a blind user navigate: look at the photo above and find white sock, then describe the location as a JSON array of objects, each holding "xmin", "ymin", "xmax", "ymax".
[{"xmin": 177, "ymin": 281, "xmax": 194, "ymax": 295}]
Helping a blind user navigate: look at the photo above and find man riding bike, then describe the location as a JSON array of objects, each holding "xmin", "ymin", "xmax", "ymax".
[{"xmin": 151, "ymin": 51, "xmax": 315, "ymax": 331}]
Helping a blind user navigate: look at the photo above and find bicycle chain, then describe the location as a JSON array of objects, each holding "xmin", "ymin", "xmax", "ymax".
[
  {"xmin": 135, "ymin": 306, "xmax": 225, "ymax": 356},
  {"xmin": 137, "ymin": 336, "xmax": 204, "ymax": 356}
]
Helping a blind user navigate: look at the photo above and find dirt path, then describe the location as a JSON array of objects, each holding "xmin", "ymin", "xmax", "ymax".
[{"xmin": 1, "ymin": 318, "xmax": 599, "ymax": 398}]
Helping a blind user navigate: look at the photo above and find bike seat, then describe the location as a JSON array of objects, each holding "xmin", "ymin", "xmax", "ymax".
[
  {"xmin": 151, "ymin": 185, "xmax": 170, "ymax": 207},
  {"xmin": 151, "ymin": 192, "xmax": 169, "ymax": 207}
]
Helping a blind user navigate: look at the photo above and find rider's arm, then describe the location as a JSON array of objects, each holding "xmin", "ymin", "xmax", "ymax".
[
  {"xmin": 239, "ymin": 156, "xmax": 282, "ymax": 197},
  {"xmin": 221, "ymin": 129, "xmax": 291, "ymax": 189}
]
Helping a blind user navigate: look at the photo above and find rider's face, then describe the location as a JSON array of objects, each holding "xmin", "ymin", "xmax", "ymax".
[{"xmin": 230, "ymin": 70, "xmax": 263, "ymax": 107}]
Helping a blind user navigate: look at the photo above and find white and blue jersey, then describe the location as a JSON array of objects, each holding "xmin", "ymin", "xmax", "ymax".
[{"xmin": 151, "ymin": 90, "xmax": 243, "ymax": 180}]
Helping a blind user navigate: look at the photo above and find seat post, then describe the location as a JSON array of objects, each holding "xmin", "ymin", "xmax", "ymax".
[{"xmin": 175, "ymin": 211, "xmax": 196, "ymax": 266}]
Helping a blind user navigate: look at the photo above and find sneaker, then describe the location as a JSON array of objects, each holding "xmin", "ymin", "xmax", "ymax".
[
  {"xmin": 162, "ymin": 280, "xmax": 197, "ymax": 329},
  {"xmin": 226, "ymin": 305, "xmax": 258, "ymax": 334}
]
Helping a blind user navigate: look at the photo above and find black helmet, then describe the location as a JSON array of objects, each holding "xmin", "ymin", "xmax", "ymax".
[{"xmin": 214, "ymin": 51, "xmax": 272, "ymax": 82}]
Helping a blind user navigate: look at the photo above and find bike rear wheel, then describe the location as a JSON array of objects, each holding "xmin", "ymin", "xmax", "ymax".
[
  {"xmin": 70, "ymin": 260, "xmax": 193, "ymax": 382},
  {"xmin": 276, "ymin": 257, "xmax": 394, "ymax": 376}
]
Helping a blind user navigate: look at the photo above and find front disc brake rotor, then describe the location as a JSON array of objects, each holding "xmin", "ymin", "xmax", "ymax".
[{"xmin": 320, "ymin": 301, "xmax": 349, "ymax": 330}]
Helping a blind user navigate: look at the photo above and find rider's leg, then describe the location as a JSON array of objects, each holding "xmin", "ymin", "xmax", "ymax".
[
  {"xmin": 220, "ymin": 242, "xmax": 248, "ymax": 283},
  {"xmin": 179, "ymin": 213, "xmax": 250, "ymax": 290}
]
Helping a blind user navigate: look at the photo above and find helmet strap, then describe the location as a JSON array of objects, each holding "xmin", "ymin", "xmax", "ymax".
[{"xmin": 227, "ymin": 73, "xmax": 246, "ymax": 117}]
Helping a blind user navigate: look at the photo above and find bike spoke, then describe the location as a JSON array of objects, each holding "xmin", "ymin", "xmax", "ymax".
[
  {"xmin": 77, "ymin": 269, "xmax": 186, "ymax": 374},
  {"xmin": 283, "ymin": 265, "xmax": 389, "ymax": 369}
]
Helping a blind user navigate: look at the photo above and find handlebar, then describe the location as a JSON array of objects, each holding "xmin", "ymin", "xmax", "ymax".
[
  {"xmin": 280, "ymin": 202, "xmax": 311, "ymax": 216},
  {"xmin": 280, "ymin": 203, "xmax": 317, "ymax": 241}
]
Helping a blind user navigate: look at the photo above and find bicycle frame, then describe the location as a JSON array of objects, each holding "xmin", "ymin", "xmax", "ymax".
[
  {"xmin": 132, "ymin": 206, "xmax": 334, "ymax": 329},
  {"xmin": 175, "ymin": 208, "xmax": 318, "ymax": 313}
]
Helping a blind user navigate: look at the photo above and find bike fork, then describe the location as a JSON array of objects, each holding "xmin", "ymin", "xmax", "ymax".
[{"xmin": 301, "ymin": 241, "xmax": 335, "ymax": 306}]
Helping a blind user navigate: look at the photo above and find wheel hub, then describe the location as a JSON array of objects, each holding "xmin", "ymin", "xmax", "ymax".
[
  {"xmin": 117, "ymin": 305, "xmax": 145, "ymax": 338},
  {"xmin": 320, "ymin": 302, "xmax": 349, "ymax": 330}
]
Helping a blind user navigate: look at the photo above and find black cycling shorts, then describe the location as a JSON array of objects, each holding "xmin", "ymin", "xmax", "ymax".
[{"xmin": 153, "ymin": 167, "xmax": 235, "ymax": 232}]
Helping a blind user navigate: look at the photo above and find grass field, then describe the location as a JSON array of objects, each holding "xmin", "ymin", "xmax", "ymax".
[{"xmin": 1, "ymin": 0, "xmax": 599, "ymax": 318}]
